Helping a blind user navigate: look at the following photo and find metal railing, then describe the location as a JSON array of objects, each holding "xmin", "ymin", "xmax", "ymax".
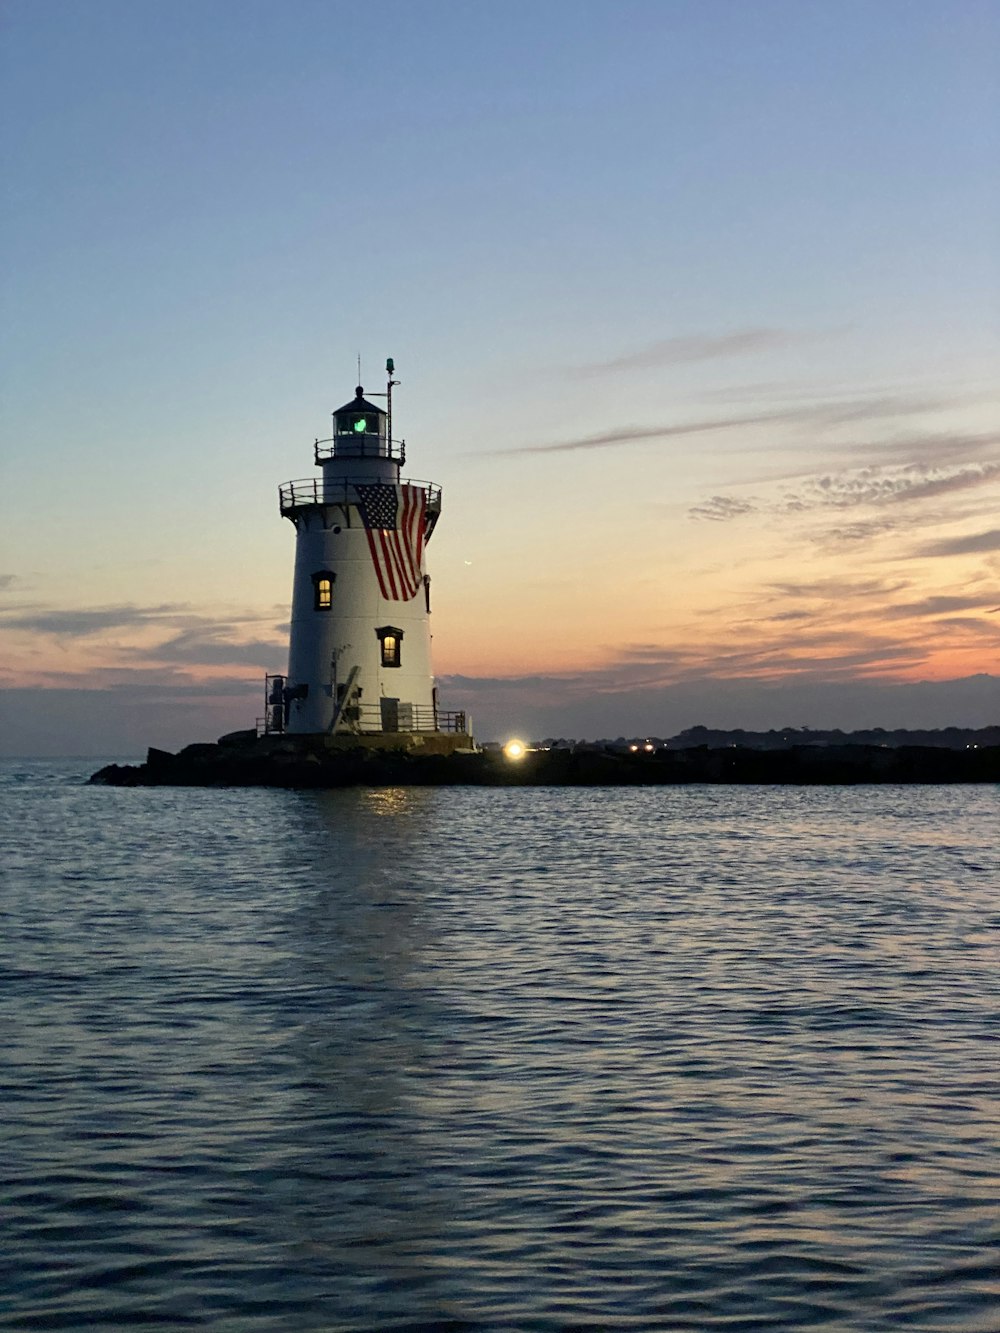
[
  {"xmin": 346, "ymin": 704, "xmax": 468, "ymax": 735},
  {"xmin": 257, "ymin": 671, "xmax": 468, "ymax": 738},
  {"xmin": 256, "ymin": 707, "xmax": 469, "ymax": 737},
  {"xmin": 314, "ymin": 434, "xmax": 406, "ymax": 465},
  {"xmin": 279, "ymin": 477, "xmax": 442, "ymax": 517}
]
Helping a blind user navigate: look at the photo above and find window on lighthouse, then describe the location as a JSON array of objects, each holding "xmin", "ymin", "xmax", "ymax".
[
  {"xmin": 376, "ymin": 625, "xmax": 403, "ymax": 668},
  {"xmin": 312, "ymin": 571, "xmax": 335, "ymax": 611}
]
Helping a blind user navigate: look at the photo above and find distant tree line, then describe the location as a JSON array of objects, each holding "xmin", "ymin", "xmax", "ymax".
[
  {"xmin": 537, "ymin": 726, "xmax": 1000, "ymax": 751},
  {"xmin": 661, "ymin": 725, "xmax": 1000, "ymax": 751}
]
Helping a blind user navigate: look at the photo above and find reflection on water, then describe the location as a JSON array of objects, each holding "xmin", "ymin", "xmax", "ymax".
[
  {"xmin": 274, "ymin": 789, "xmax": 460, "ymax": 1310},
  {"xmin": 2, "ymin": 767, "xmax": 998, "ymax": 1330}
]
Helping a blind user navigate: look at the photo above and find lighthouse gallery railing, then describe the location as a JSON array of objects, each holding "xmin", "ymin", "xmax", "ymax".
[
  {"xmin": 348, "ymin": 704, "xmax": 468, "ymax": 735},
  {"xmin": 313, "ymin": 435, "xmax": 406, "ymax": 465},
  {"xmin": 258, "ymin": 702, "xmax": 469, "ymax": 737},
  {"xmin": 279, "ymin": 477, "xmax": 442, "ymax": 517}
]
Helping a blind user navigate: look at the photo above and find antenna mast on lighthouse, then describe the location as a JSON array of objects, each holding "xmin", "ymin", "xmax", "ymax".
[{"xmin": 386, "ymin": 356, "xmax": 399, "ymax": 451}]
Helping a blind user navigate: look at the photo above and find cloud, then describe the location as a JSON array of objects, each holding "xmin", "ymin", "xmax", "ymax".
[
  {"xmin": 148, "ymin": 627, "xmax": 285, "ymax": 668},
  {"xmin": 499, "ymin": 413, "xmax": 782, "ymax": 456},
  {"xmin": 812, "ymin": 519, "xmax": 901, "ymax": 548},
  {"xmin": 929, "ymin": 616, "xmax": 1000, "ymax": 638},
  {"xmin": 5, "ymin": 666, "xmax": 263, "ymax": 697},
  {"xmin": 100, "ymin": 674, "xmax": 261, "ymax": 698},
  {"xmin": 498, "ymin": 392, "xmax": 963, "ymax": 458},
  {"xmin": 780, "ymin": 462, "xmax": 999, "ymax": 513},
  {"xmin": 913, "ymin": 528, "xmax": 1000, "ymax": 558},
  {"xmin": 688, "ymin": 495, "xmax": 757, "ymax": 522},
  {"xmin": 0, "ymin": 601, "xmax": 287, "ymax": 680},
  {"xmin": 470, "ymin": 618, "xmax": 933, "ymax": 691},
  {"xmin": 880, "ymin": 594, "xmax": 1000, "ymax": 619},
  {"xmin": 0, "ymin": 575, "xmax": 19, "ymax": 592},
  {"xmin": 687, "ymin": 458, "xmax": 1000, "ymax": 533},
  {"xmin": 574, "ymin": 328, "xmax": 808, "ymax": 375},
  {"xmin": 768, "ymin": 576, "xmax": 907, "ymax": 600},
  {"xmin": 841, "ymin": 429, "xmax": 1000, "ymax": 466},
  {"xmin": 0, "ymin": 604, "xmax": 192, "ymax": 636}
]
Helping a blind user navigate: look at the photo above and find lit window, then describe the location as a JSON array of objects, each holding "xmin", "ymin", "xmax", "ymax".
[
  {"xmin": 375, "ymin": 625, "xmax": 403, "ymax": 667},
  {"xmin": 312, "ymin": 570, "xmax": 335, "ymax": 610}
]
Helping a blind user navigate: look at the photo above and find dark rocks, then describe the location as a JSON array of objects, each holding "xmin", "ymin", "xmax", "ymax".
[
  {"xmin": 88, "ymin": 738, "xmax": 1000, "ymax": 788},
  {"xmin": 216, "ymin": 729, "xmax": 258, "ymax": 749}
]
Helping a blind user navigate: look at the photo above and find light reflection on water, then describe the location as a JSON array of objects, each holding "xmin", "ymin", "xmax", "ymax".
[{"xmin": 1, "ymin": 765, "xmax": 998, "ymax": 1331}]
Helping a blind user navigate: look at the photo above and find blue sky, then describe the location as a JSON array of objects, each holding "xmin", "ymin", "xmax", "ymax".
[{"xmin": 1, "ymin": 0, "xmax": 998, "ymax": 752}]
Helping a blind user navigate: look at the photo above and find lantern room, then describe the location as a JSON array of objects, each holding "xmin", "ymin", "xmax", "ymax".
[
  {"xmin": 327, "ymin": 386, "xmax": 387, "ymax": 456},
  {"xmin": 312, "ymin": 384, "xmax": 405, "ymax": 469}
]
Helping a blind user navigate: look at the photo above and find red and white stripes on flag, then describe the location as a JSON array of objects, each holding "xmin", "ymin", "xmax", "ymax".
[{"xmin": 354, "ymin": 483, "xmax": 427, "ymax": 601}]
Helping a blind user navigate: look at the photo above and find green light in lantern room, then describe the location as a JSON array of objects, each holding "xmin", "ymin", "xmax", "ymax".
[{"xmin": 353, "ymin": 417, "xmax": 367, "ymax": 433}]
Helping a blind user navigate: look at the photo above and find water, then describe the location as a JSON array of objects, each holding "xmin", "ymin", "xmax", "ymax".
[{"xmin": 2, "ymin": 760, "xmax": 998, "ymax": 1331}]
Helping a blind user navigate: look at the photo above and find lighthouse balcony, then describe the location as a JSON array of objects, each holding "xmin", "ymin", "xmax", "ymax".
[
  {"xmin": 348, "ymin": 703, "xmax": 469, "ymax": 735},
  {"xmin": 257, "ymin": 702, "xmax": 469, "ymax": 738},
  {"xmin": 279, "ymin": 476, "xmax": 442, "ymax": 518},
  {"xmin": 314, "ymin": 434, "xmax": 406, "ymax": 465}
]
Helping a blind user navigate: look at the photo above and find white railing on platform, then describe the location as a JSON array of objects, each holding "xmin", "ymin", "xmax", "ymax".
[
  {"xmin": 341, "ymin": 704, "xmax": 468, "ymax": 735},
  {"xmin": 313, "ymin": 435, "xmax": 406, "ymax": 465},
  {"xmin": 279, "ymin": 477, "xmax": 442, "ymax": 516}
]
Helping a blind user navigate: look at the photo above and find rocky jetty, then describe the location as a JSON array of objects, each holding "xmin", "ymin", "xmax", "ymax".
[{"xmin": 90, "ymin": 732, "xmax": 1000, "ymax": 788}]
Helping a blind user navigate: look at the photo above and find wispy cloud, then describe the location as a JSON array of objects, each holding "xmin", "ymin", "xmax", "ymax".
[
  {"xmin": 448, "ymin": 625, "xmax": 934, "ymax": 694},
  {"xmin": 688, "ymin": 461, "xmax": 1000, "ymax": 527},
  {"xmin": 0, "ymin": 604, "xmax": 193, "ymax": 635},
  {"xmin": 767, "ymin": 577, "xmax": 908, "ymax": 600},
  {"xmin": 573, "ymin": 328, "xmax": 811, "ymax": 376},
  {"xmin": 500, "ymin": 392, "xmax": 959, "ymax": 458},
  {"xmin": 7, "ymin": 670, "xmax": 264, "ymax": 698},
  {"xmin": 499, "ymin": 413, "xmax": 780, "ymax": 456},
  {"xmin": 840, "ymin": 429, "xmax": 1000, "ymax": 466},
  {"xmin": 913, "ymin": 528, "xmax": 1000, "ymax": 558},
  {"xmin": 927, "ymin": 616, "xmax": 1000, "ymax": 638},
  {"xmin": 0, "ymin": 601, "xmax": 286, "ymax": 678},
  {"xmin": 813, "ymin": 519, "xmax": 902, "ymax": 548},
  {"xmin": 879, "ymin": 593, "xmax": 1000, "ymax": 618},
  {"xmin": 688, "ymin": 495, "xmax": 757, "ymax": 522},
  {"xmin": 780, "ymin": 462, "xmax": 1000, "ymax": 513},
  {"xmin": 146, "ymin": 626, "xmax": 284, "ymax": 668},
  {"xmin": 0, "ymin": 575, "xmax": 19, "ymax": 592}
]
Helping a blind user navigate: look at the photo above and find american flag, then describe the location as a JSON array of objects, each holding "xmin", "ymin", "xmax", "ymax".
[{"xmin": 354, "ymin": 483, "xmax": 427, "ymax": 601}]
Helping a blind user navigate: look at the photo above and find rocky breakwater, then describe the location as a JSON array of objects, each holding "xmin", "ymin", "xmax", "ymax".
[{"xmin": 90, "ymin": 733, "xmax": 1000, "ymax": 788}]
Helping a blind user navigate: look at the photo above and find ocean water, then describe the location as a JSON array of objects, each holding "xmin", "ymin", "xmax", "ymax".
[{"xmin": 2, "ymin": 760, "xmax": 998, "ymax": 1333}]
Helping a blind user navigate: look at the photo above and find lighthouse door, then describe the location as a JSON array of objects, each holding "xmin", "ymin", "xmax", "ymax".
[{"xmin": 380, "ymin": 697, "xmax": 399, "ymax": 733}]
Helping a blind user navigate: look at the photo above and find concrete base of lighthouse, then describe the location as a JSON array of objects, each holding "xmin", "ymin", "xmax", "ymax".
[{"xmin": 310, "ymin": 730, "xmax": 476, "ymax": 756}]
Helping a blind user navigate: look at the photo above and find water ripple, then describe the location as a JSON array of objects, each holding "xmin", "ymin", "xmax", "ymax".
[{"xmin": 1, "ymin": 768, "xmax": 998, "ymax": 1330}]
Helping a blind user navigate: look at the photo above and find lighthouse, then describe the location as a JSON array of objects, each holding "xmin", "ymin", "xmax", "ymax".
[{"xmin": 273, "ymin": 361, "xmax": 470, "ymax": 749}]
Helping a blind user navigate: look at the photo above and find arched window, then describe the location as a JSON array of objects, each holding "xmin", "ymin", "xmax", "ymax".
[
  {"xmin": 312, "ymin": 570, "xmax": 335, "ymax": 610},
  {"xmin": 375, "ymin": 625, "xmax": 403, "ymax": 667}
]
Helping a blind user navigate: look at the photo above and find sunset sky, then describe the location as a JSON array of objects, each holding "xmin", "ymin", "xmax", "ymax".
[{"xmin": 2, "ymin": 0, "xmax": 998, "ymax": 754}]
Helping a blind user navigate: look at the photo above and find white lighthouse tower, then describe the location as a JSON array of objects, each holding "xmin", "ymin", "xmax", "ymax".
[{"xmin": 273, "ymin": 361, "xmax": 470, "ymax": 750}]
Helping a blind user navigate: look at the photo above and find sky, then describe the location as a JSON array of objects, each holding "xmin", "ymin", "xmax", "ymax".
[{"xmin": 1, "ymin": 0, "xmax": 998, "ymax": 754}]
